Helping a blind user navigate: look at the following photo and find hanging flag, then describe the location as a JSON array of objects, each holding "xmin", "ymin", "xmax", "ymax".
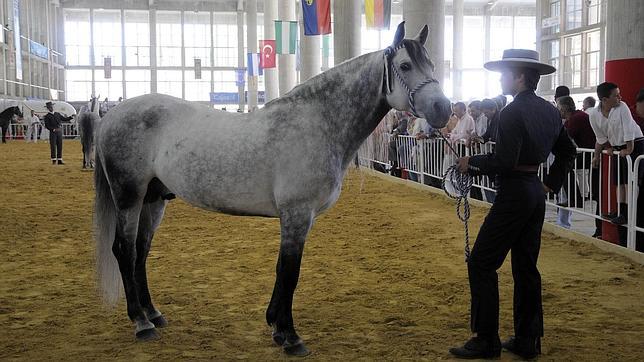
[
  {"xmin": 322, "ymin": 34, "xmax": 330, "ymax": 58},
  {"xmin": 104, "ymin": 57, "xmax": 112, "ymax": 79},
  {"xmin": 301, "ymin": 0, "xmax": 331, "ymax": 36},
  {"xmin": 275, "ymin": 20, "xmax": 298, "ymax": 54},
  {"xmin": 194, "ymin": 58, "xmax": 202, "ymax": 79},
  {"xmin": 247, "ymin": 53, "xmax": 262, "ymax": 76},
  {"xmin": 365, "ymin": 0, "xmax": 392, "ymax": 30},
  {"xmin": 259, "ymin": 40, "xmax": 276, "ymax": 68}
]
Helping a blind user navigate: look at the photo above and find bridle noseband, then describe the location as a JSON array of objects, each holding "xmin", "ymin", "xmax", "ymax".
[{"xmin": 384, "ymin": 44, "xmax": 439, "ymax": 118}]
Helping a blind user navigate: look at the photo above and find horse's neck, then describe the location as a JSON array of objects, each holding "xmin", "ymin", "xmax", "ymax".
[{"xmin": 279, "ymin": 52, "xmax": 391, "ymax": 164}]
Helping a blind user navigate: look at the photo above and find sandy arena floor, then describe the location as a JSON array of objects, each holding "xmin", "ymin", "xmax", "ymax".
[{"xmin": 1, "ymin": 140, "xmax": 643, "ymax": 361}]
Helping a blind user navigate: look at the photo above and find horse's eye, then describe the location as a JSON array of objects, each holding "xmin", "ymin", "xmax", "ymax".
[{"xmin": 400, "ymin": 62, "xmax": 411, "ymax": 71}]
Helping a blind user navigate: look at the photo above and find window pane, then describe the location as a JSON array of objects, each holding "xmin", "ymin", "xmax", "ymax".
[
  {"xmin": 213, "ymin": 13, "xmax": 238, "ymax": 67},
  {"xmin": 157, "ymin": 11, "xmax": 182, "ymax": 66},
  {"xmin": 185, "ymin": 12, "xmax": 211, "ymax": 67},
  {"xmin": 93, "ymin": 10, "xmax": 122, "ymax": 66},
  {"xmin": 185, "ymin": 70, "xmax": 211, "ymax": 101},
  {"xmin": 463, "ymin": 16, "xmax": 485, "ymax": 69},
  {"xmin": 513, "ymin": 16, "xmax": 536, "ymax": 50},
  {"xmin": 65, "ymin": 69, "xmax": 92, "ymax": 101},
  {"xmin": 94, "ymin": 70, "xmax": 123, "ymax": 101},
  {"xmin": 490, "ymin": 16, "xmax": 513, "ymax": 61},
  {"xmin": 566, "ymin": 0, "xmax": 582, "ymax": 30},
  {"xmin": 125, "ymin": 70, "xmax": 151, "ymax": 98},
  {"xmin": 64, "ymin": 9, "xmax": 90, "ymax": 65},
  {"xmin": 213, "ymin": 70, "xmax": 238, "ymax": 92},
  {"xmin": 125, "ymin": 10, "xmax": 150, "ymax": 66},
  {"xmin": 157, "ymin": 70, "xmax": 183, "ymax": 98}
]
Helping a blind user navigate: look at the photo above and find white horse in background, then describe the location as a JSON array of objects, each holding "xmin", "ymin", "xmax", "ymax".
[
  {"xmin": 78, "ymin": 95, "xmax": 100, "ymax": 169},
  {"xmin": 93, "ymin": 22, "xmax": 451, "ymax": 356}
]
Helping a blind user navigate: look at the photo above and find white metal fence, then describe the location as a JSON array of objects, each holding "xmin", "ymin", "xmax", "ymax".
[
  {"xmin": 7, "ymin": 122, "xmax": 79, "ymax": 140},
  {"xmin": 358, "ymin": 133, "xmax": 643, "ymax": 253}
]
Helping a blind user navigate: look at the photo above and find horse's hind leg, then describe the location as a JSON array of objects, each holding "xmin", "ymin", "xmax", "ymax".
[
  {"xmin": 112, "ymin": 201, "xmax": 159, "ymax": 341},
  {"xmin": 135, "ymin": 199, "xmax": 168, "ymax": 328},
  {"xmin": 266, "ymin": 207, "xmax": 314, "ymax": 356}
]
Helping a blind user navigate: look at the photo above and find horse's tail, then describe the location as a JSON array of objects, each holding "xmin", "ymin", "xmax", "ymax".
[
  {"xmin": 94, "ymin": 148, "xmax": 123, "ymax": 306},
  {"xmin": 78, "ymin": 112, "xmax": 97, "ymax": 155}
]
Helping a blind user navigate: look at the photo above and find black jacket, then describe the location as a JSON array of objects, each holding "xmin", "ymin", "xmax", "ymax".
[
  {"xmin": 44, "ymin": 112, "xmax": 73, "ymax": 131},
  {"xmin": 468, "ymin": 90, "xmax": 577, "ymax": 193}
]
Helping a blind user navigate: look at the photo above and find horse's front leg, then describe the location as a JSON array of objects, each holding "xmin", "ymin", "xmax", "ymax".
[{"xmin": 267, "ymin": 207, "xmax": 314, "ymax": 356}]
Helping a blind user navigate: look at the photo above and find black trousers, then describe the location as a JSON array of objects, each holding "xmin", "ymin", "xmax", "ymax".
[
  {"xmin": 49, "ymin": 129, "xmax": 63, "ymax": 160},
  {"xmin": 468, "ymin": 173, "xmax": 544, "ymax": 338}
]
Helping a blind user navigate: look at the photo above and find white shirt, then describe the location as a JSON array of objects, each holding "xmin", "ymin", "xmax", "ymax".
[
  {"xmin": 473, "ymin": 114, "xmax": 488, "ymax": 138},
  {"xmin": 588, "ymin": 101, "xmax": 643, "ymax": 146},
  {"xmin": 450, "ymin": 113, "xmax": 475, "ymax": 142},
  {"xmin": 31, "ymin": 115, "xmax": 40, "ymax": 125},
  {"xmin": 409, "ymin": 117, "xmax": 433, "ymax": 136}
]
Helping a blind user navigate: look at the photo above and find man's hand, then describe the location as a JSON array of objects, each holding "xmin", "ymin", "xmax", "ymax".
[
  {"xmin": 591, "ymin": 157, "xmax": 600, "ymax": 168},
  {"xmin": 542, "ymin": 183, "xmax": 552, "ymax": 193},
  {"xmin": 619, "ymin": 149, "xmax": 631, "ymax": 157},
  {"xmin": 456, "ymin": 156, "xmax": 470, "ymax": 173}
]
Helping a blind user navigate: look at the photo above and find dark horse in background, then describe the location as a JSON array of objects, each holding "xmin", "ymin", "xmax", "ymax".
[
  {"xmin": 78, "ymin": 96, "xmax": 100, "ymax": 169},
  {"xmin": 0, "ymin": 106, "xmax": 24, "ymax": 143},
  {"xmin": 94, "ymin": 22, "xmax": 451, "ymax": 356}
]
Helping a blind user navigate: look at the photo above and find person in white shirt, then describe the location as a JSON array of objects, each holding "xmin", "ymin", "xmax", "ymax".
[
  {"xmin": 588, "ymin": 82, "xmax": 644, "ymax": 229},
  {"xmin": 25, "ymin": 110, "xmax": 41, "ymax": 143},
  {"xmin": 468, "ymin": 100, "xmax": 488, "ymax": 139},
  {"xmin": 449, "ymin": 102, "xmax": 476, "ymax": 144}
]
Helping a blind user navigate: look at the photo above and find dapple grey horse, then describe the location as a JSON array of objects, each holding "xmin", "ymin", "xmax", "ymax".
[
  {"xmin": 94, "ymin": 22, "xmax": 451, "ymax": 356},
  {"xmin": 78, "ymin": 96, "xmax": 100, "ymax": 169}
]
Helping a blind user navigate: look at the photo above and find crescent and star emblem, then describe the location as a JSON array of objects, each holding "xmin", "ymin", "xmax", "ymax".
[{"xmin": 262, "ymin": 44, "xmax": 274, "ymax": 58}]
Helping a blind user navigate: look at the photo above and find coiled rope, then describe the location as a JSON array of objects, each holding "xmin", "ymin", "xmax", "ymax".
[{"xmin": 437, "ymin": 132, "xmax": 473, "ymax": 262}]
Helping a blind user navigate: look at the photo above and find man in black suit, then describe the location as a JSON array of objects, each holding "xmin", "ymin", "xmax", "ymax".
[{"xmin": 44, "ymin": 101, "xmax": 74, "ymax": 165}]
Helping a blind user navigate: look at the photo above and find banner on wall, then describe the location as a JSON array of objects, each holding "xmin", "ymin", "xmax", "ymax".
[
  {"xmin": 194, "ymin": 58, "xmax": 202, "ymax": 79},
  {"xmin": 29, "ymin": 40, "xmax": 49, "ymax": 59},
  {"xmin": 13, "ymin": 0, "xmax": 22, "ymax": 80},
  {"xmin": 104, "ymin": 57, "xmax": 111, "ymax": 79},
  {"xmin": 235, "ymin": 69, "xmax": 245, "ymax": 87}
]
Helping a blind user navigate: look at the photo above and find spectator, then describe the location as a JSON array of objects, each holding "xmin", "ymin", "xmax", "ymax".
[
  {"xmin": 582, "ymin": 96, "xmax": 596, "ymax": 112},
  {"xmin": 479, "ymin": 98, "xmax": 499, "ymax": 143},
  {"xmin": 588, "ymin": 82, "xmax": 644, "ymax": 243},
  {"xmin": 557, "ymin": 96, "xmax": 602, "ymax": 237},
  {"xmin": 449, "ymin": 102, "xmax": 475, "ymax": 144},
  {"xmin": 493, "ymin": 94, "xmax": 507, "ymax": 111},
  {"xmin": 554, "ymin": 85, "xmax": 570, "ymax": 102},
  {"xmin": 631, "ymin": 88, "xmax": 644, "ymax": 133},
  {"xmin": 553, "ymin": 86, "xmax": 573, "ymax": 229},
  {"xmin": 25, "ymin": 110, "xmax": 41, "ymax": 143},
  {"xmin": 99, "ymin": 97, "xmax": 109, "ymax": 117},
  {"xmin": 469, "ymin": 100, "xmax": 488, "ymax": 139},
  {"xmin": 388, "ymin": 111, "xmax": 410, "ymax": 177}
]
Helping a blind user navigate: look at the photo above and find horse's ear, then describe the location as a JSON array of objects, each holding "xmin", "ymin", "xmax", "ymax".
[
  {"xmin": 392, "ymin": 21, "xmax": 405, "ymax": 47},
  {"xmin": 415, "ymin": 25, "xmax": 429, "ymax": 45}
]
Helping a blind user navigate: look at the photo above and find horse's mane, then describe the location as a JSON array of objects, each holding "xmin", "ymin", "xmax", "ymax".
[{"xmin": 262, "ymin": 51, "xmax": 382, "ymax": 110}]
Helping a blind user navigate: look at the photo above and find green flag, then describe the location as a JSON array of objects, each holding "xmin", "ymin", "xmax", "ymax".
[{"xmin": 275, "ymin": 20, "xmax": 297, "ymax": 54}]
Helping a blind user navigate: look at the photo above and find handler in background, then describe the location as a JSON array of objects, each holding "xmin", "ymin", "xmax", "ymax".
[{"xmin": 449, "ymin": 49, "xmax": 577, "ymax": 360}]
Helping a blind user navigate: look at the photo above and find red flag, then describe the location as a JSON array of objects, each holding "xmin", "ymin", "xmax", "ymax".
[{"xmin": 259, "ymin": 40, "xmax": 276, "ymax": 69}]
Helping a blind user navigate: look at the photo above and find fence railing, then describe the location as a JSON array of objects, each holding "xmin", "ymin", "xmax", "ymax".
[
  {"xmin": 358, "ymin": 133, "xmax": 642, "ymax": 253},
  {"xmin": 7, "ymin": 122, "xmax": 79, "ymax": 139}
]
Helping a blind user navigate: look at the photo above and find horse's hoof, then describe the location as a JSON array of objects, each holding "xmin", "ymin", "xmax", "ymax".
[
  {"xmin": 283, "ymin": 340, "xmax": 310, "ymax": 357},
  {"xmin": 272, "ymin": 331, "xmax": 286, "ymax": 346},
  {"xmin": 150, "ymin": 315, "xmax": 168, "ymax": 328},
  {"xmin": 135, "ymin": 327, "xmax": 160, "ymax": 341}
]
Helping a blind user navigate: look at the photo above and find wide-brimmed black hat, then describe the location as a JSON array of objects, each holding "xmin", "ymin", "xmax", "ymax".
[
  {"xmin": 45, "ymin": 101, "xmax": 55, "ymax": 108},
  {"xmin": 484, "ymin": 49, "xmax": 556, "ymax": 75}
]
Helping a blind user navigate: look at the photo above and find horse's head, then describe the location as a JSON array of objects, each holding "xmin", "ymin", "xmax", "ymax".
[
  {"xmin": 13, "ymin": 106, "xmax": 23, "ymax": 119},
  {"xmin": 383, "ymin": 22, "xmax": 451, "ymax": 129}
]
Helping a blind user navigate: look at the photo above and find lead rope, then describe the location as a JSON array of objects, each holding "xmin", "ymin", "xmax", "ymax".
[{"xmin": 437, "ymin": 132, "xmax": 473, "ymax": 262}]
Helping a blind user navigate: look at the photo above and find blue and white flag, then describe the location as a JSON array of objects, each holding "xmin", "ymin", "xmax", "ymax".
[{"xmin": 247, "ymin": 52, "xmax": 263, "ymax": 76}]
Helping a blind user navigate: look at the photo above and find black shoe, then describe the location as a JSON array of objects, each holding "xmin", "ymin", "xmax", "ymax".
[
  {"xmin": 592, "ymin": 230, "xmax": 602, "ymax": 238},
  {"xmin": 52, "ymin": 160, "xmax": 56, "ymax": 165},
  {"xmin": 610, "ymin": 214, "xmax": 627, "ymax": 225},
  {"xmin": 57, "ymin": 160, "xmax": 65, "ymax": 165},
  {"xmin": 502, "ymin": 336, "xmax": 541, "ymax": 360},
  {"xmin": 449, "ymin": 335, "xmax": 501, "ymax": 359}
]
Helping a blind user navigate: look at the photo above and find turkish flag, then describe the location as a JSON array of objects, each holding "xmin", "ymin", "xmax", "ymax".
[{"xmin": 260, "ymin": 40, "xmax": 276, "ymax": 69}]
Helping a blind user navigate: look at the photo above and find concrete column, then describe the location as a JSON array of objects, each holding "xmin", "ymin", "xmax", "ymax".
[
  {"xmin": 237, "ymin": 8, "xmax": 245, "ymax": 111},
  {"xmin": 263, "ymin": 0, "xmax": 279, "ymax": 102},
  {"xmin": 298, "ymin": 7, "xmax": 320, "ymax": 82},
  {"xmin": 403, "ymin": 0, "xmax": 445, "ymax": 85},
  {"xmin": 605, "ymin": 0, "xmax": 644, "ymax": 106},
  {"xmin": 484, "ymin": 7, "xmax": 492, "ymax": 95},
  {"xmin": 180, "ymin": 11, "xmax": 185, "ymax": 99},
  {"xmin": 332, "ymin": 0, "xmax": 361, "ymax": 64},
  {"xmin": 452, "ymin": 0, "xmax": 463, "ymax": 100},
  {"xmin": 89, "ymin": 9, "xmax": 95, "ymax": 97},
  {"xmin": 121, "ymin": 8, "xmax": 126, "ymax": 99},
  {"xmin": 149, "ymin": 9, "xmax": 157, "ymax": 93},
  {"xmin": 247, "ymin": 0, "xmax": 258, "ymax": 111},
  {"xmin": 602, "ymin": 0, "xmax": 644, "ymax": 248},
  {"xmin": 278, "ymin": 0, "xmax": 296, "ymax": 96}
]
